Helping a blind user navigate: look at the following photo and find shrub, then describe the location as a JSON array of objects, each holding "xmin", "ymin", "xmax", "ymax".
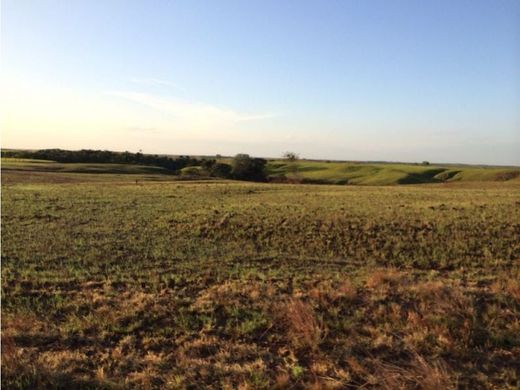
[
  {"xmin": 282, "ymin": 298, "xmax": 323, "ymax": 350},
  {"xmin": 210, "ymin": 163, "xmax": 232, "ymax": 178},
  {"xmin": 231, "ymin": 154, "xmax": 267, "ymax": 181}
]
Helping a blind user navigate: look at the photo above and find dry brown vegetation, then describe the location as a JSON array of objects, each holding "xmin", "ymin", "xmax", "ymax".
[{"xmin": 281, "ymin": 297, "xmax": 324, "ymax": 351}]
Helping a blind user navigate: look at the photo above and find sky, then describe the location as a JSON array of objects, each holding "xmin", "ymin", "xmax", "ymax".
[{"xmin": 2, "ymin": 0, "xmax": 519, "ymax": 165}]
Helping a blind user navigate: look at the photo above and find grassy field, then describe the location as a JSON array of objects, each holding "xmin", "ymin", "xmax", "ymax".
[
  {"xmin": 4, "ymin": 157, "xmax": 520, "ymax": 186},
  {"xmin": 266, "ymin": 160, "xmax": 520, "ymax": 185},
  {"xmin": 0, "ymin": 159, "xmax": 194, "ymax": 186},
  {"xmin": 1, "ymin": 158, "xmax": 172, "ymax": 175},
  {"xmin": 2, "ymin": 161, "xmax": 520, "ymax": 389}
]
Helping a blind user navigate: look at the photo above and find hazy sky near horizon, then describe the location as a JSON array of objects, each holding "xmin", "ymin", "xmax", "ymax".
[{"xmin": 2, "ymin": 0, "xmax": 519, "ymax": 165}]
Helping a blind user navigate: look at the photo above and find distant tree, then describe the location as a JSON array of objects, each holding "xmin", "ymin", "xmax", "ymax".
[
  {"xmin": 210, "ymin": 162, "xmax": 232, "ymax": 178},
  {"xmin": 422, "ymin": 161, "xmax": 430, "ymax": 166},
  {"xmin": 283, "ymin": 151, "xmax": 300, "ymax": 177},
  {"xmin": 201, "ymin": 158, "xmax": 216, "ymax": 171},
  {"xmin": 231, "ymin": 154, "xmax": 267, "ymax": 181},
  {"xmin": 283, "ymin": 151, "xmax": 299, "ymax": 162}
]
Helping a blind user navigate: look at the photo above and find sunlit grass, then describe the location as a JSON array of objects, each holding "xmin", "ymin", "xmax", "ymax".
[
  {"xmin": 2, "ymin": 168, "xmax": 519, "ymax": 388},
  {"xmin": 266, "ymin": 159, "xmax": 520, "ymax": 185}
]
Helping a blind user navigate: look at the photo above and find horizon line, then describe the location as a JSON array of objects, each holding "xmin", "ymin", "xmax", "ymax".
[{"xmin": 2, "ymin": 146, "xmax": 519, "ymax": 169}]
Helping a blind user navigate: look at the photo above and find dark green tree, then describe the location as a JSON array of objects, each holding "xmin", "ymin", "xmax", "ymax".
[
  {"xmin": 210, "ymin": 163, "xmax": 232, "ymax": 178},
  {"xmin": 231, "ymin": 154, "xmax": 267, "ymax": 181}
]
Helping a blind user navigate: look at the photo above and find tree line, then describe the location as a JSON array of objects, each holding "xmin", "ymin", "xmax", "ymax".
[
  {"xmin": 2, "ymin": 149, "xmax": 267, "ymax": 181},
  {"xmin": 2, "ymin": 148, "xmax": 200, "ymax": 171}
]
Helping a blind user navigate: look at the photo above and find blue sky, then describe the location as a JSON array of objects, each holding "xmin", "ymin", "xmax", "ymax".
[{"xmin": 2, "ymin": 0, "xmax": 519, "ymax": 164}]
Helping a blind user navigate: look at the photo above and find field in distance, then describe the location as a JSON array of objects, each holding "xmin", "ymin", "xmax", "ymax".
[
  {"xmin": 0, "ymin": 158, "xmax": 183, "ymax": 185},
  {"xmin": 3, "ymin": 156, "xmax": 520, "ymax": 186},
  {"xmin": 266, "ymin": 159, "xmax": 520, "ymax": 185},
  {"xmin": 1, "ymin": 163, "xmax": 520, "ymax": 388}
]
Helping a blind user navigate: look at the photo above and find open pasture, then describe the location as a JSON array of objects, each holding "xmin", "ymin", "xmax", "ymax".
[
  {"xmin": 266, "ymin": 160, "xmax": 520, "ymax": 185},
  {"xmin": 2, "ymin": 168, "xmax": 520, "ymax": 388}
]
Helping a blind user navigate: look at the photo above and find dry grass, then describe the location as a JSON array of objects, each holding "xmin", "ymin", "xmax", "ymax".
[
  {"xmin": 274, "ymin": 372, "xmax": 290, "ymax": 389},
  {"xmin": 2, "ymin": 173, "xmax": 519, "ymax": 388},
  {"xmin": 281, "ymin": 298, "xmax": 324, "ymax": 351},
  {"xmin": 1, "ymin": 333, "xmax": 18, "ymax": 374},
  {"xmin": 505, "ymin": 278, "xmax": 520, "ymax": 301},
  {"xmin": 375, "ymin": 353, "xmax": 455, "ymax": 389},
  {"xmin": 308, "ymin": 279, "xmax": 357, "ymax": 305},
  {"xmin": 365, "ymin": 268, "xmax": 404, "ymax": 289}
]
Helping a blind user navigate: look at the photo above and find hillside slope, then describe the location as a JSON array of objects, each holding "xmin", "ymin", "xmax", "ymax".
[
  {"xmin": 267, "ymin": 160, "xmax": 520, "ymax": 185},
  {"xmin": 1, "ymin": 158, "xmax": 171, "ymax": 175},
  {"xmin": 3, "ymin": 157, "xmax": 519, "ymax": 186}
]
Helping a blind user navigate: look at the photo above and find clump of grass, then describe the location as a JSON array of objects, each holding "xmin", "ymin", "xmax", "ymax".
[
  {"xmin": 490, "ymin": 275, "xmax": 520, "ymax": 311},
  {"xmin": 504, "ymin": 278, "xmax": 520, "ymax": 300},
  {"xmin": 1, "ymin": 333, "xmax": 18, "ymax": 377},
  {"xmin": 375, "ymin": 353, "xmax": 455, "ymax": 389},
  {"xmin": 336, "ymin": 279, "xmax": 357, "ymax": 299},
  {"xmin": 281, "ymin": 298, "xmax": 324, "ymax": 351},
  {"xmin": 308, "ymin": 279, "xmax": 357, "ymax": 305},
  {"xmin": 274, "ymin": 371, "xmax": 290, "ymax": 389},
  {"xmin": 365, "ymin": 267, "xmax": 404, "ymax": 289}
]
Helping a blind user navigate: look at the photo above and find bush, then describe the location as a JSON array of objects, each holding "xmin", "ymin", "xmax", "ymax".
[
  {"xmin": 210, "ymin": 163, "xmax": 232, "ymax": 178},
  {"xmin": 231, "ymin": 154, "xmax": 267, "ymax": 181}
]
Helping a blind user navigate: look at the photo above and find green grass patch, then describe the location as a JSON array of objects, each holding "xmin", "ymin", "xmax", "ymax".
[{"xmin": 266, "ymin": 160, "xmax": 520, "ymax": 185}]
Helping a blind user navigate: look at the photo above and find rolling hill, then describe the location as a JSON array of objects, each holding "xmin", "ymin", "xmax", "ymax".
[{"xmin": 266, "ymin": 160, "xmax": 520, "ymax": 185}]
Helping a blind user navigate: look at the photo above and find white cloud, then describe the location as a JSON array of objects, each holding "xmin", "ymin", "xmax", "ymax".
[
  {"xmin": 106, "ymin": 91, "xmax": 276, "ymax": 131},
  {"xmin": 130, "ymin": 78, "xmax": 185, "ymax": 90}
]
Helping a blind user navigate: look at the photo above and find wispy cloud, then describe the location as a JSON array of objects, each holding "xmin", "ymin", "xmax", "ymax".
[
  {"xmin": 107, "ymin": 91, "xmax": 276, "ymax": 130},
  {"xmin": 123, "ymin": 126, "xmax": 159, "ymax": 134},
  {"xmin": 130, "ymin": 78, "xmax": 185, "ymax": 91}
]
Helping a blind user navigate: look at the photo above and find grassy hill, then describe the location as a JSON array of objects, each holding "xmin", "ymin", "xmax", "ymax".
[
  {"xmin": 267, "ymin": 160, "xmax": 520, "ymax": 185},
  {"xmin": 3, "ymin": 157, "xmax": 519, "ymax": 186},
  {"xmin": 1, "ymin": 158, "xmax": 171, "ymax": 175}
]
